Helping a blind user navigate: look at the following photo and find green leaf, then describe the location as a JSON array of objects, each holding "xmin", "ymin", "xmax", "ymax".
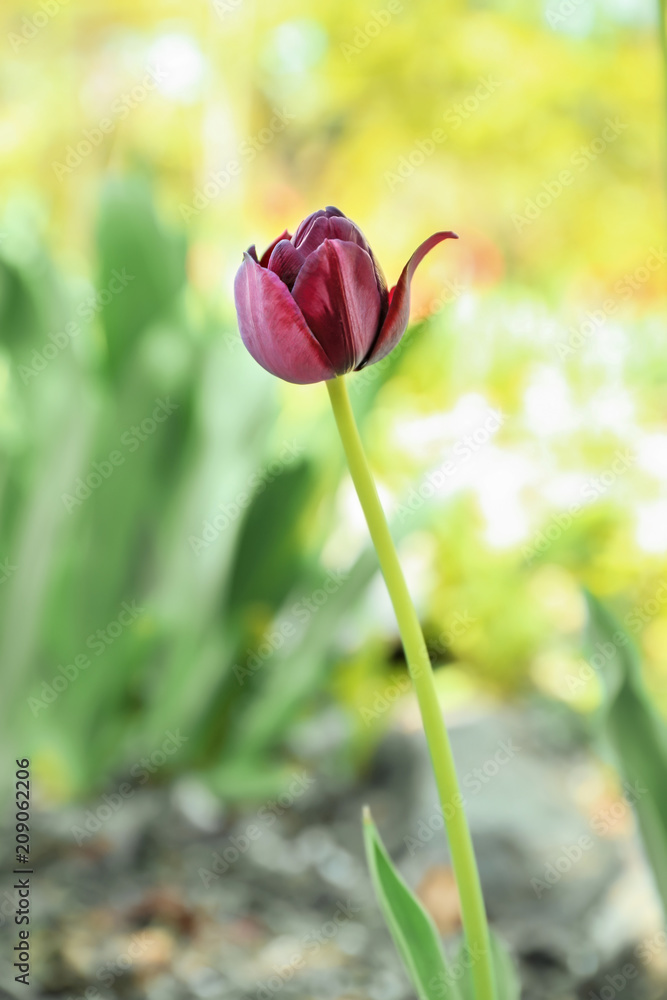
[
  {"xmin": 96, "ymin": 175, "xmax": 186, "ymax": 375},
  {"xmin": 584, "ymin": 590, "xmax": 667, "ymax": 916},
  {"xmin": 225, "ymin": 459, "xmax": 315, "ymax": 613},
  {"xmin": 363, "ymin": 807, "xmax": 462, "ymax": 1000},
  {"xmin": 456, "ymin": 933, "xmax": 520, "ymax": 1000}
]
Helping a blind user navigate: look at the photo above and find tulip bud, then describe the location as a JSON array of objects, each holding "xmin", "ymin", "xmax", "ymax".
[{"xmin": 234, "ymin": 206, "xmax": 457, "ymax": 384}]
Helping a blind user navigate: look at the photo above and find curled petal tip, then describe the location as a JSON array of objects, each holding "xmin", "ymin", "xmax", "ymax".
[{"xmin": 360, "ymin": 229, "xmax": 458, "ymax": 368}]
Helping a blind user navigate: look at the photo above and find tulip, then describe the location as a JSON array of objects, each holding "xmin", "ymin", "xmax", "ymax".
[{"xmin": 234, "ymin": 206, "xmax": 457, "ymax": 384}]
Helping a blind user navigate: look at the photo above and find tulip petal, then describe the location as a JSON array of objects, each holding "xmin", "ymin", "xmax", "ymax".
[
  {"xmin": 259, "ymin": 230, "xmax": 291, "ymax": 268},
  {"xmin": 292, "ymin": 239, "xmax": 382, "ymax": 374},
  {"xmin": 326, "ymin": 216, "xmax": 389, "ymax": 317},
  {"xmin": 234, "ymin": 253, "xmax": 335, "ymax": 384},
  {"xmin": 293, "ymin": 216, "xmax": 332, "ymax": 256},
  {"xmin": 268, "ymin": 240, "xmax": 305, "ymax": 289},
  {"xmin": 360, "ymin": 231, "xmax": 458, "ymax": 368},
  {"xmin": 293, "ymin": 206, "xmax": 345, "ymax": 247}
]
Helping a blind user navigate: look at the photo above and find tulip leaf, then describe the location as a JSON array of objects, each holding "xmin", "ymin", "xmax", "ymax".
[
  {"xmin": 584, "ymin": 590, "xmax": 667, "ymax": 916},
  {"xmin": 363, "ymin": 807, "xmax": 461, "ymax": 1000},
  {"xmin": 455, "ymin": 933, "xmax": 520, "ymax": 1000},
  {"xmin": 96, "ymin": 175, "xmax": 186, "ymax": 374},
  {"xmin": 225, "ymin": 458, "xmax": 315, "ymax": 613}
]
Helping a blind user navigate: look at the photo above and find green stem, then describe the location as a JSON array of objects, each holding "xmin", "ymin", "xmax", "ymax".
[{"xmin": 327, "ymin": 374, "xmax": 495, "ymax": 1000}]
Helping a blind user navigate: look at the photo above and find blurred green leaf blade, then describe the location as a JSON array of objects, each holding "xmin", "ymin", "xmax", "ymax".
[
  {"xmin": 363, "ymin": 806, "xmax": 461, "ymax": 1000},
  {"xmin": 96, "ymin": 175, "xmax": 186, "ymax": 373},
  {"xmin": 584, "ymin": 590, "xmax": 667, "ymax": 915}
]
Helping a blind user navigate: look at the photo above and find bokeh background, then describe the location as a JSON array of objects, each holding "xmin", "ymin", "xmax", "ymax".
[{"xmin": 1, "ymin": 0, "xmax": 667, "ymax": 997}]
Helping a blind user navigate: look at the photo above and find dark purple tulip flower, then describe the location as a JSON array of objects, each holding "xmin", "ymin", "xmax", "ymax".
[{"xmin": 234, "ymin": 206, "xmax": 458, "ymax": 384}]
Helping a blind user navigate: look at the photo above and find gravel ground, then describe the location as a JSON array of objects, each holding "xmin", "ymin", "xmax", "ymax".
[{"xmin": 1, "ymin": 703, "xmax": 666, "ymax": 1000}]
